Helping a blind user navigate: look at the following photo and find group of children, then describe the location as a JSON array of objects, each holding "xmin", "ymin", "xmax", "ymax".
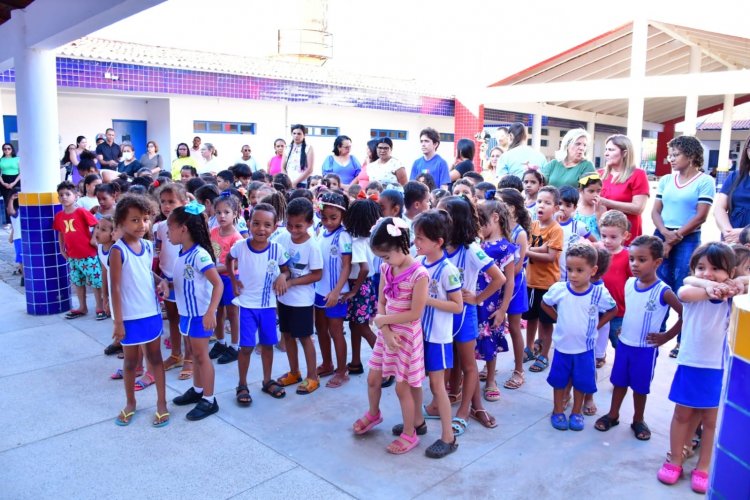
[{"xmin": 49, "ymin": 154, "xmax": 749, "ymax": 489}]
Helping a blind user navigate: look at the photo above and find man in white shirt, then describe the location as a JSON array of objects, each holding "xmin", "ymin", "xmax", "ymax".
[
  {"xmin": 237, "ymin": 145, "xmax": 258, "ymax": 173},
  {"xmin": 190, "ymin": 136, "xmax": 205, "ymax": 165}
]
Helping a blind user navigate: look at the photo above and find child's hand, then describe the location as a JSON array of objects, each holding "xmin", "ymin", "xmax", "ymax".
[
  {"xmin": 373, "ymin": 314, "xmax": 387, "ymax": 329},
  {"xmin": 490, "ymin": 307, "xmax": 507, "ymax": 328},
  {"xmin": 382, "ymin": 326, "xmax": 402, "ymax": 351},
  {"xmin": 232, "ymin": 280, "xmax": 243, "ymax": 297},
  {"xmin": 645, "ymin": 332, "xmax": 671, "ymax": 347},
  {"xmin": 341, "ymin": 291, "xmax": 356, "ymax": 302},
  {"xmin": 273, "ymin": 275, "xmax": 288, "ymax": 296},
  {"xmin": 203, "ymin": 309, "xmax": 217, "ymax": 331},
  {"xmin": 462, "ymin": 290, "xmax": 478, "ymax": 305},
  {"xmin": 325, "ymin": 290, "xmax": 341, "ymax": 308},
  {"xmin": 157, "ymin": 280, "xmax": 169, "ymax": 299},
  {"xmin": 113, "ymin": 322, "xmax": 125, "ymax": 342},
  {"xmin": 662, "ymin": 243, "xmax": 673, "ymax": 258}
]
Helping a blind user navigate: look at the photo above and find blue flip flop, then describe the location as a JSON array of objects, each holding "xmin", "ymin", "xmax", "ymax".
[
  {"xmin": 115, "ymin": 409, "xmax": 136, "ymax": 426},
  {"xmin": 452, "ymin": 417, "xmax": 468, "ymax": 436},
  {"xmin": 422, "ymin": 404, "xmax": 441, "ymax": 420}
]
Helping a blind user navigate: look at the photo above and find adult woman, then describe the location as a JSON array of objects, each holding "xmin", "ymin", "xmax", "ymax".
[
  {"xmin": 66, "ymin": 136, "xmax": 90, "ymax": 184},
  {"xmin": 483, "ymin": 146, "xmax": 503, "ymax": 186},
  {"xmin": 321, "ymin": 135, "xmax": 362, "ymax": 189},
  {"xmin": 498, "ymin": 122, "xmax": 547, "ymax": 178},
  {"xmin": 198, "ymin": 142, "xmax": 221, "ymax": 175},
  {"xmin": 267, "ymin": 138, "xmax": 286, "ymax": 176},
  {"xmin": 356, "ymin": 138, "xmax": 379, "ymax": 189},
  {"xmin": 283, "ymin": 124, "xmax": 315, "ymax": 187},
  {"xmin": 541, "ymin": 128, "xmax": 595, "ymax": 188},
  {"xmin": 0, "ymin": 143, "xmax": 20, "ymax": 214},
  {"xmin": 598, "ymin": 134, "xmax": 650, "ymax": 245},
  {"xmin": 652, "ymin": 136, "xmax": 715, "ymax": 355},
  {"xmin": 171, "ymin": 142, "xmax": 198, "ymax": 180},
  {"xmin": 365, "ymin": 137, "xmax": 407, "ymax": 188},
  {"xmin": 116, "ymin": 142, "xmax": 142, "ymax": 177},
  {"xmin": 715, "ymin": 134, "xmax": 750, "ymax": 243},
  {"xmin": 139, "ymin": 140, "xmax": 163, "ymax": 175},
  {"xmin": 449, "ymin": 138, "xmax": 475, "ymax": 183}
]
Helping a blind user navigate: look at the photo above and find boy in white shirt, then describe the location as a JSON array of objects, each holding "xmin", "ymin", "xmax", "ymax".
[
  {"xmin": 541, "ymin": 243, "xmax": 617, "ymax": 431},
  {"xmin": 556, "ymin": 186, "xmax": 593, "ymax": 282}
]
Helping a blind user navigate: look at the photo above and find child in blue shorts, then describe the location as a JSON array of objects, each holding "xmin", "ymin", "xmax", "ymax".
[
  {"xmin": 227, "ymin": 203, "xmax": 290, "ymax": 404},
  {"xmin": 541, "ymin": 243, "xmax": 617, "ymax": 431}
]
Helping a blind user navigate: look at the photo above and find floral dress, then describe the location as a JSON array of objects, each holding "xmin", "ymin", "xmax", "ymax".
[{"xmin": 475, "ymin": 238, "xmax": 516, "ymax": 361}]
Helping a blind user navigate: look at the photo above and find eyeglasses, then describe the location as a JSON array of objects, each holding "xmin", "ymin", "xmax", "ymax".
[
  {"xmin": 2, "ymin": 147, "xmax": 11, "ymax": 150},
  {"xmin": 376, "ymin": 146, "xmax": 391, "ymax": 150},
  {"xmin": 242, "ymin": 149, "xmax": 251, "ymax": 152}
]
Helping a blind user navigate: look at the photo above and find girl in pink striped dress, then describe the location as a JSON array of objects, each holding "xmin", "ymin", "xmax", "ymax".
[{"xmin": 352, "ymin": 217, "xmax": 429, "ymax": 455}]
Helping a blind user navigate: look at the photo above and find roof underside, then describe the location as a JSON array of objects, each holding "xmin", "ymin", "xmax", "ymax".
[
  {"xmin": 0, "ymin": 0, "xmax": 33, "ymax": 26},
  {"xmin": 490, "ymin": 21, "xmax": 750, "ymax": 124}
]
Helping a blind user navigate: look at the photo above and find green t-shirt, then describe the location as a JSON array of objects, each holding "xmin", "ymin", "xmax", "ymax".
[
  {"xmin": 541, "ymin": 159, "xmax": 595, "ymax": 188},
  {"xmin": 0, "ymin": 157, "xmax": 19, "ymax": 176}
]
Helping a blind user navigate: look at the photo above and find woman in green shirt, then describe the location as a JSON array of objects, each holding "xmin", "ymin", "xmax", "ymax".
[
  {"xmin": 0, "ymin": 143, "xmax": 20, "ymax": 217},
  {"xmin": 541, "ymin": 129, "xmax": 595, "ymax": 188}
]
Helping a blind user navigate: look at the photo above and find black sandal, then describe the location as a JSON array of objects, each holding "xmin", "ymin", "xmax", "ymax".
[
  {"xmin": 381, "ymin": 375, "xmax": 395, "ymax": 388},
  {"xmin": 631, "ymin": 421, "xmax": 651, "ymax": 441},
  {"xmin": 261, "ymin": 380, "xmax": 286, "ymax": 399},
  {"xmin": 425, "ymin": 438, "xmax": 458, "ymax": 459},
  {"xmin": 347, "ymin": 362, "xmax": 364, "ymax": 375},
  {"xmin": 392, "ymin": 420, "xmax": 427, "ymax": 436},
  {"xmin": 594, "ymin": 415, "xmax": 620, "ymax": 432},
  {"xmin": 236, "ymin": 385, "xmax": 252, "ymax": 406},
  {"xmin": 104, "ymin": 343, "xmax": 123, "ymax": 356}
]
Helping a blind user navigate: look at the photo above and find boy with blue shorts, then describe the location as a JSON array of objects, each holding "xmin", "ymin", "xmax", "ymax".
[
  {"xmin": 227, "ymin": 203, "xmax": 290, "ymax": 405},
  {"xmin": 541, "ymin": 243, "xmax": 617, "ymax": 431}
]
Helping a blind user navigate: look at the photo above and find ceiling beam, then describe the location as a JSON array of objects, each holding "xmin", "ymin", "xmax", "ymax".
[{"xmin": 650, "ymin": 21, "xmax": 739, "ymax": 70}]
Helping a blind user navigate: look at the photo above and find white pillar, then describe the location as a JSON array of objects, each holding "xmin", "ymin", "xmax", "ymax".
[
  {"xmin": 586, "ymin": 120, "xmax": 596, "ymax": 161},
  {"xmin": 627, "ymin": 18, "xmax": 648, "ymax": 167},
  {"xmin": 14, "ymin": 47, "xmax": 60, "ymax": 194},
  {"xmin": 718, "ymin": 94, "xmax": 735, "ymax": 173},
  {"xmin": 683, "ymin": 46, "xmax": 701, "ymax": 136},
  {"xmin": 0, "ymin": 89, "xmax": 4, "ymax": 144},
  {"xmin": 531, "ymin": 113, "xmax": 542, "ymax": 151}
]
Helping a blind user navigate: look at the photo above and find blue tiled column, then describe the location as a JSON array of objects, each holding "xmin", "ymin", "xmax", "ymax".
[{"xmin": 19, "ymin": 192, "xmax": 70, "ymax": 315}]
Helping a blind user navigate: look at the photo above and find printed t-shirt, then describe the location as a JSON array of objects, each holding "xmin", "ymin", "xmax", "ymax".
[
  {"xmin": 527, "ymin": 220, "xmax": 563, "ymax": 289},
  {"xmin": 53, "ymin": 208, "xmax": 98, "ymax": 258}
]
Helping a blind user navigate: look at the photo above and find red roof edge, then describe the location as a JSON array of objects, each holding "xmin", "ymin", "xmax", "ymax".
[
  {"xmin": 662, "ymin": 95, "xmax": 750, "ymax": 126},
  {"xmin": 488, "ymin": 21, "xmax": 633, "ymax": 88}
]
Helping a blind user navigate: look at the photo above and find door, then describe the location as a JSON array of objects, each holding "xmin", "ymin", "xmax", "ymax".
[
  {"xmin": 112, "ymin": 119, "xmax": 147, "ymax": 158},
  {"xmin": 2, "ymin": 115, "xmax": 18, "ymax": 152}
]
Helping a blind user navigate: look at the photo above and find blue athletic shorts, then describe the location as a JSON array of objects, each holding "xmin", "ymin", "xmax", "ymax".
[
  {"xmin": 13, "ymin": 239, "xmax": 21, "ymax": 264},
  {"xmin": 314, "ymin": 292, "xmax": 348, "ymax": 319},
  {"xmin": 122, "ymin": 314, "xmax": 162, "ymax": 346},
  {"xmin": 219, "ymin": 274, "xmax": 236, "ymax": 307},
  {"xmin": 610, "ymin": 342, "xmax": 658, "ymax": 394},
  {"xmin": 547, "ymin": 349, "xmax": 597, "ymax": 394},
  {"xmin": 453, "ymin": 304, "xmax": 478, "ymax": 343},
  {"xmin": 179, "ymin": 315, "xmax": 213, "ymax": 339},
  {"xmin": 239, "ymin": 307, "xmax": 278, "ymax": 347},
  {"xmin": 424, "ymin": 341, "xmax": 453, "ymax": 372}
]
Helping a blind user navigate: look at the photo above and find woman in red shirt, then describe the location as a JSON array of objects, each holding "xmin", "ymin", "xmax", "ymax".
[{"xmin": 598, "ymin": 134, "xmax": 650, "ymax": 245}]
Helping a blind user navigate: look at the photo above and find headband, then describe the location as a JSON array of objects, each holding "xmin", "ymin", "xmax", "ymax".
[
  {"xmin": 484, "ymin": 189, "xmax": 497, "ymax": 201},
  {"xmin": 319, "ymin": 201, "xmax": 347, "ymax": 212}
]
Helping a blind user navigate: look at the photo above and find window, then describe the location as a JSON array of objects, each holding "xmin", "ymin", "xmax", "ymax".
[
  {"xmin": 193, "ymin": 120, "xmax": 256, "ymax": 135},
  {"xmin": 560, "ymin": 130, "xmax": 568, "ymax": 137},
  {"xmin": 370, "ymin": 129, "xmax": 408, "ymax": 140},
  {"xmin": 541, "ymin": 139, "xmax": 548, "ymax": 147},
  {"xmin": 439, "ymin": 133, "xmax": 455, "ymax": 142},
  {"xmin": 305, "ymin": 126, "xmax": 339, "ymax": 137},
  {"xmin": 527, "ymin": 139, "xmax": 549, "ymax": 147},
  {"xmin": 541, "ymin": 128, "xmax": 548, "ymax": 136}
]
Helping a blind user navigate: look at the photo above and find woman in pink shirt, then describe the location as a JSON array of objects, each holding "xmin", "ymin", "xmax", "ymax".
[{"xmin": 267, "ymin": 138, "xmax": 285, "ymax": 176}]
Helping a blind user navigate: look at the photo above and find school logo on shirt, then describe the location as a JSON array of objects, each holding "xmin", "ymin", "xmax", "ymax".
[
  {"xmin": 343, "ymin": 242, "xmax": 352, "ymax": 253},
  {"xmin": 448, "ymin": 274, "xmax": 461, "ymax": 287},
  {"xmin": 587, "ymin": 304, "xmax": 598, "ymax": 317},
  {"xmin": 429, "ymin": 279, "xmax": 439, "ymax": 297},
  {"xmin": 267, "ymin": 260, "xmax": 277, "ymax": 274},
  {"xmin": 476, "ymin": 250, "xmax": 487, "ymax": 260},
  {"xmin": 330, "ymin": 245, "xmax": 339, "ymax": 257},
  {"xmin": 200, "ymin": 255, "xmax": 211, "ymax": 265},
  {"xmin": 184, "ymin": 265, "xmax": 194, "ymax": 281},
  {"xmin": 645, "ymin": 298, "xmax": 657, "ymax": 312}
]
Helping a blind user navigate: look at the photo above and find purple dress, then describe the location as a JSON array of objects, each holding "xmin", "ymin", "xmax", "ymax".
[{"xmin": 476, "ymin": 238, "xmax": 516, "ymax": 361}]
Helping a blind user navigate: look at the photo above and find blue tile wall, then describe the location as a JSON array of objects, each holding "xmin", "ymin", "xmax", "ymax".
[
  {"xmin": 717, "ymin": 403, "xmax": 750, "ymax": 463},
  {"xmin": 727, "ymin": 356, "xmax": 750, "ymax": 409},
  {"xmin": 711, "ymin": 448, "xmax": 750, "ymax": 500}
]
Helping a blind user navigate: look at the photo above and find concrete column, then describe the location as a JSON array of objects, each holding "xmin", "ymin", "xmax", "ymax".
[
  {"xmin": 531, "ymin": 113, "xmax": 542, "ymax": 151},
  {"xmin": 0, "ymin": 89, "xmax": 4, "ymax": 144},
  {"xmin": 627, "ymin": 18, "xmax": 648, "ymax": 167},
  {"xmin": 586, "ymin": 120, "xmax": 596, "ymax": 161},
  {"xmin": 718, "ymin": 94, "xmax": 735, "ymax": 173},
  {"xmin": 682, "ymin": 46, "xmax": 701, "ymax": 136}
]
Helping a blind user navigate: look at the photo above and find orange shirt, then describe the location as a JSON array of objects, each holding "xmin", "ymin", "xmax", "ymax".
[{"xmin": 527, "ymin": 220, "xmax": 564, "ymax": 289}]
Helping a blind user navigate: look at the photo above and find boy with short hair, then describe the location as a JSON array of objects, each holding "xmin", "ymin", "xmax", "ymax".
[
  {"xmin": 53, "ymin": 180, "xmax": 104, "ymax": 319},
  {"xmin": 273, "ymin": 198, "xmax": 324, "ymax": 394},
  {"xmin": 557, "ymin": 185, "xmax": 593, "ymax": 282},
  {"xmin": 541, "ymin": 243, "xmax": 617, "ymax": 431},
  {"xmin": 216, "ymin": 170, "xmax": 234, "ymax": 191},
  {"xmin": 599, "ymin": 210, "xmax": 633, "ymax": 358},
  {"xmin": 409, "ymin": 127, "xmax": 450, "ymax": 189}
]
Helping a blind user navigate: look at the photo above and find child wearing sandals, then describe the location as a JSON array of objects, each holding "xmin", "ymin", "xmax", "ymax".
[
  {"xmin": 655, "ymin": 243, "xmax": 747, "ymax": 494},
  {"xmin": 227, "ymin": 203, "xmax": 291, "ymax": 404},
  {"xmin": 314, "ymin": 192, "xmax": 353, "ymax": 388},
  {"xmin": 164, "ymin": 203, "xmax": 224, "ymax": 421},
  {"xmin": 540, "ymin": 243, "xmax": 617, "ymax": 431},
  {"xmin": 342, "ymin": 200, "xmax": 381, "ymax": 377},
  {"xmin": 274, "ymin": 198, "xmax": 324, "ymax": 395},
  {"xmin": 596, "ymin": 236, "xmax": 682, "ymax": 441},
  {"xmin": 476, "ymin": 200, "xmax": 516, "ymax": 402},
  {"xmin": 352, "ymin": 217, "xmax": 429, "ymax": 455},
  {"xmin": 97, "ymin": 216, "xmax": 120, "ymax": 356},
  {"xmin": 497, "ymin": 188, "xmax": 530, "ymax": 390},
  {"xmin": 413, "ymin": 210, "xmax": 463, "ymax": 458},
  {"xmin": 109, "ymin": 194, "xmax": 168, "ymax": 427},
  {"xmin": 436, "ymin": 195, "xmax": 504, "ymax": 433}
]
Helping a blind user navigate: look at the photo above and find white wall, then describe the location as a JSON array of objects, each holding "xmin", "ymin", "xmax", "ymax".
[{"xmin": 145, "ymin": 98, "xmax": 171, "ymax": 162}]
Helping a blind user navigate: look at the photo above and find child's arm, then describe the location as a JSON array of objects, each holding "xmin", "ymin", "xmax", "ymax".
[
  {"xmin": 202, "ymin": 267, "xmax": 224, "ymax": 331},
  {"xmin": 527, "ymin": 246, "xmax": 559, "ymax": 263},
  {"xmin": 490, "ymin": 260, "xmax": 515, "ymax": 327},
  {"xmin": 342, "ymin": 263, "xmax": 368, "ymax": 302},
  {"xmin": 325, "ymin": 254, "xmax": 351, "ymax": 307},
  {"xmin": 597, "ymin": 307, "xmax": 618, "ymax": 329},
  {"xmin": 101, "ymin": 268, "xmax": 110, "ymax": 316},
  {"xmin": 678, "ymin": 284, "xmax": 716, "ymax": 303},
  {"xmin": 646, "ymin": 289, "xmax": 684, "ymax": 346},
  {"xmin": 375, "ymin": 275, "xmax": 429, "ymax": 327},
  {"xmin": 464, "ymin": 264, "xmax": 505, "ymax": 305},
  {"xmin": 514, "ymin": 231, "xmax": 527, "ymax": 276},
  {"xmin": 289, "ymin": 269, "xmax": 322, "ymax": 288},
  {"xmin": 58, "ymin": 232, "xmax": 68, "ymax": 260},
  {"xmin": 109, "ymin": 247, "xmax": 125, "ymax": 342},
  {"xmin": 683, "ymin": 276, "xmax": 741, "ymax": 300},
  {"xmin": 7, "ymin": 224, "xmax": 12, "ymax": 244},
  {"xmin": 226, "ymin": 253, "xmax": 243, "ymax": 296},
  {"xmin": 273, "ymin": 264, "xmax": 293, "ymax": 295},
  {"xmin": 426, "ymin": 288, "xmax": 463, "ymax": 314},
  {"xmin": 540, "ymin": 300, "xmax": 557, "ymax": 322}
]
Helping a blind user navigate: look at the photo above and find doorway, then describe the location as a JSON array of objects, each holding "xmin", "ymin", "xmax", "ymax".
[{"xmin": 112, "ymin": 119, "xmax": 147, "ymax": 158}]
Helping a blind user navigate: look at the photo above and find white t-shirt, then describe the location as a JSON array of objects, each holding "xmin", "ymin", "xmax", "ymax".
[
  {"xmin": 619, "ymin": 278, "xmax": 672, "ymax": 348},
  {"xmin": 558, "ymin": 218, "xmax": 591, "ymax": 282},
  {"xmin": 10, "ymin": 213, "xmax": 21, "ymax": 241},
  {"xmin": 98, "ymin": 243, "xmax": 111, "ymax": 299},
  {"xmin": 154, "ymin": 220, "xmax": 181, "ymax": 278},
  {"xmin": 230, "ymin": 239, "xmax": 289, "ymax": 309},
  {"xmin": 236, "ymin": 157, "xmax": 258, "ymax": 172},
  {"xmin": 367, "ymin": 158, "xmax": 403, "ymax": 188},
  {"xmin": 110, "ymin": 239, "xmax": 160, "ymax": 321},
  {"xmin": 676, "ymin": 291, "xmax": 731, "ymax": 369},
  {"xmin": 77, "ymin": 196, "xmax": 99, "ymax": 211},
  {"xmin": 198, "ymin": 157, "xmax": 222, "ymax": 175},
  {"xmin": 543, "ymin": 281, "xmax": 616, "ymax": 354},
  {"xmin": 275, "ymin": 232, "xmax": 323, "ymax": 307},
  {"xmin": 315, "ymin": 226, "xmax": 352, "ymax": 296},
  {"xmin": 419, "ymin": 254, "xmax": 462, "ymax": 344},
  {"xmin": 445, "ymin": 242, "xmax": 493, "ymax": 294},
  {"xmin": 173, "ymin": 244, "xmax": 215, "ymax": 317},
  {"xmin": 349, "ymin": 236, "xmax": 376, "ymax": 279}
]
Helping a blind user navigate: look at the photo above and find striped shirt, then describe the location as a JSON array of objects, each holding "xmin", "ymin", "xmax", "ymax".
[
  {"xmin": 619, "ymin": 278, "xmax": 671, "ymax": 348},
  {"xmin": 315, "ymin": 226, "xmax": 352, "ymax": 297},
  {"xmin": 173, "ymin": 244, "xmax": 215, "ymax": 318},
  {"xmin": 230, "ymin": 239, "xmax": 289, "ymax": 308},
  {"xmin": 419, "ymin": 255, "xmax": 461, "ymax": 344}
]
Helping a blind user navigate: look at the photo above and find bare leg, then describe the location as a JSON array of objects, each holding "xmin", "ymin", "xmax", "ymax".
[
  {"xmin": 603, "ymin": 385, "xmax": 628, "ymax": 421},
  {"xmin": 366, "ymin": 368, "xmax": 382, "ymax": 416},
  {"xmin": 571, "ymin": 389, "xmax": 584, "ymax": 415},
  {"xmin": 449, "ymin": 342, "xmax": 463, "ymax": 400},
  {"xmin": 394, "ymin": 381, "xmax": 416, "ymax": 437},
  {"xmin": 633, "ymin": 392, "xmax": 648, "ymax": 423},
  {"xmin": 143, "ymin": 339, "xmax": 167, "ymax": 415},
  {"xmin": 315, "ymin": 309, "xmax": 333, "ymax": 371},
  {"xmin": 695, "ymin": 408, "xmax": 718, "ymax": 472},
  {"xmin": 538, "ymin": 322, "xmax": 554, "ymax": 358},
  {"xmin": 93, "ymin": 286, "xmax": 104, "ymax": 311},
  {"xmin": 260, "ymin": 343, "xmax": 274, "ymax": 383},
  {"xmin": 121, "ymin": 345, "xmax": 139, "ymax": 414},
  {"xmin": 668, "ymin": 404, "xmax": 695, "ymax": 467},
  {"xmin": 300, "ymin": 336, "xmax": 319, "ymax": 382},
  {"xmin": 508, "ymin": 314, "xmax": 524, "ymax": 373},
  {"xmin": 214, "ymin": 306, "xmax": 226, "ymax": 342},
  {"xmin": 238, "ymin": 346, "xmax": 253, "ymax": 387},
  {"xmin": 429, "ymin": 370, "xmax": 454, "ymax": 443},
  {"xmin": 552, "ymin": 388, "xmax": 566, "ymax": 414},
  {"xmin": 525, "ymin": 318, "xmax": 538, "ymax": 350},
  {"xmin": 329, "ymin": 318, "xmax": 348, "ymax": 375},
  {"xmin": 75, "ymin": 285, "xmax": 88, "ymax": 313},
  {"xmin": 350, "ymin": 322, "xmax": 376, "ymax": 366},
  {"xmin": 284, "ymin": 332, "xmax": 300, "ymax": 374},
  {"xmin": 455, "ymin": 340, "xmax": 479, "ymax": 421},
  {"xmin": 164, "ymin": 301, "xmax": 182, "ymax": 357},
  {"xmin": 227, "ymin": 305, "xmax": 239, "ymax": 345},
  {"xmin": 191, "ymin": 337, "xmax": 214, "ymax": 397},
  {"xmin": 485, "ymin": 357, "xmax": 498, "ymax": 391}
]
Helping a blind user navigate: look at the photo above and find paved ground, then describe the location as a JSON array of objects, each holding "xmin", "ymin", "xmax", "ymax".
[{"xmin": 0, "ymin": 187, "xmax": 715, "ymax": 499}]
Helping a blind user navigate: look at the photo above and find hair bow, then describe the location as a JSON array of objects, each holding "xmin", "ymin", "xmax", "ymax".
[
  {"xmin": 578, "ymin": 173, "xmax": 601, "ymax": 186},
  {"xmin": 152, "ymin": 180, "xmax": 160, "ymax": 188},
  {"xmin": 185, "ymin": 200, "xmax": 206, "ymax": 215},
  {"xmin": 220, "ymin": 190, "xmax": 233, "ymax": 197},
  {"xmin": 484, "ymin": 189, "xmax": 497, "ymax": 201},
  {"xmin": 357, "ymin": 190, "xmax": 379, "ymax": 202}
]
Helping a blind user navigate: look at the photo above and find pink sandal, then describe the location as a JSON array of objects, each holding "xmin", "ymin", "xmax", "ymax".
[
  {"xmin": 691, "ymin": 469, "xmax": 708, "ymax": 494},
  {"xmin": 657, "ymin": 462, "xmax": 683, "ymax": 485},
  {"xmin": 133, "ymin": 372, "xmax": 155, "ymax": 391},
  {"xmin": 386, "ymin": 431, "xmax": 420, "ymax": 455},
  {"xmin": 352, "ymin": 410, "xmax": 383, "ymax": 435}
]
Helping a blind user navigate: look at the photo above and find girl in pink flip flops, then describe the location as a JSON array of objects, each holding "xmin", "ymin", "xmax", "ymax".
[{"xmin": 352, "ymin": 217, "xmax": 428, "ymax": 455}]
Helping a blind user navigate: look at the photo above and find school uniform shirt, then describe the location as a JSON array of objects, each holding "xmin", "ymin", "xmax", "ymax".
[
  {"xmin": 656, "ymin": 172, "xmax": 715, "ymax": 230},
  {"xmin": 602, "ymin": 248, "xmax": 632, "ymax": 317},
  {"xmin": 543, "ymin": 281, "xmax": 616, "ymax": 354},
  {"xmin": 619, "ymin": 278, "xmax": 672, "ymax": 348},
  {"xmin": 208, "ymin": 215, "xmax": 249, "ymax": 237},
  {"xmin": 53, "ymin": 208, "xmax": 98, "ymax": 259},
  {"xmin": 419, "ymin": 254, "xmax": 462, "ymax": 344},
  {"xmin": 10, "ymin": 212, "xmax": 21, "ymax": 242},
  {"xmin": 315, "ymin": 226, "xmax": 352, "ymax": 297},
  {"xmin": 349, "ymin": 236, "xmax": 373, "ymax": 279},
  {"xmin": 558, "ymin": 218, "xmax": 591, "ymax": 281},
  {"xmin": 446, "ymin": 242, "xmax": 494, "ymax": 294},
  {"xmin": 173, "ymin": 244, "xmax": 215, "ymax": 317},
  {"xmin": 76, "ymin": 196, "xmax": 99, "ymax": 212},
  {"xmin": 110, "ymin": 238, "xmax": 160, "ymax": 321},
  {"xmin": 527, "ymin": 220, "xmax": 564, "ymax": 289},
  {"xmin": 210, "ymin": 226, "xmax": 242, "ymax": 274},
  {"xmin": 230, "ymin": 239, "xmax": 290, "ymax": 309},
  {"xmin": 275, "ymin": 232, "xmax": 323, "ymax": 308},
  {"xmin": 153, "ymin": 220, "xmax": 181, "ymax": 279},
  {"xmin": 98, "ymin": 243, "xmax": 112, "ymax": 298},
  {"xmin": 676, "ymin": 293, "xmax": 731, "ymax": 370}
]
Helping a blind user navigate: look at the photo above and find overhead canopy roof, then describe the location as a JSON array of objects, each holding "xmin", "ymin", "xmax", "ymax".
[
  {"xmin": 485, "ymin": 20, "xmax": 750, "ymax": 125},
  {"xmin": 0, "ymin": 0, "xmax": 33, "ymax": 26}
]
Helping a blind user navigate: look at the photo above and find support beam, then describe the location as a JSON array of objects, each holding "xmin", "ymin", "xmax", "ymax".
[
  {"xmin": 627, "ymin": 17, "xmax": 647, "ymax": 165},
  {"xmin": 586, "ymin": 121, "xmax": 596, "ymax": 161},
  {"xmin": 718, "ymin": 94, "xmax": 734, "ymax": 173},
  {"xmin": 650, "ymin": 21, "xmax": 739, "ymax": 70},
  {"xmin": 531, "ymin": 113, "xmax": 542, "ymax": 151},
  {"xmin": 683, "ymin": 46, "xmax": 701, "ymax": 135}
]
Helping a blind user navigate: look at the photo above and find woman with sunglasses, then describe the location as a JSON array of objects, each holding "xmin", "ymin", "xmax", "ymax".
[
  {"xmin": 541, "ymin": 128, "xmax": 596, "ymax": 189},
  {"xmin": 0, "ymin": 143, "xmax": 20, "ymax": 218},
  {"xmin": 598, "ymin": 134, "xmax": 650, "ymax": 245}
]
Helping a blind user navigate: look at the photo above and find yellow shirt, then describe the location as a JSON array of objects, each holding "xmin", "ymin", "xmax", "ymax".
[{"xmin": 171, "ymin": 156, "xmax": 198, "ymax": 180}]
